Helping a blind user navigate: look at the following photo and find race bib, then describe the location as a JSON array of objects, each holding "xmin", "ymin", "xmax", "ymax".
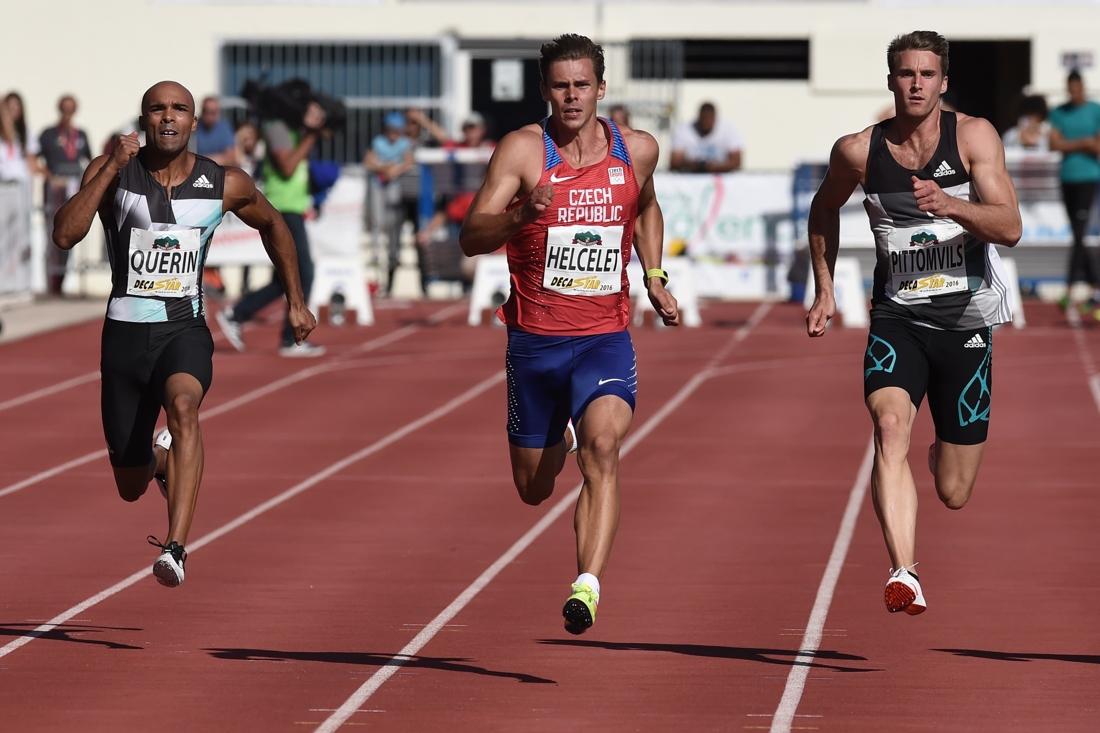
[
  {"xmin": 126, "ymin": 227, "xmax": 201, "ymax": 299},
  {"xmin": 543, "ymin": 225, "xmax": 624, "ymax": 296},
  {"xmin": 887, "ymin": 223, "xmax": 969, "ymax": 300}
]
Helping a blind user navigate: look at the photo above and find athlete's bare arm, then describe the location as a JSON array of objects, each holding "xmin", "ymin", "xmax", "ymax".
[
  {"xmin": 912, "ymin": 114, "xmax": 1022, "ymax": 246},
  {"xmin": 459, "ymin": 126, "xmax": 549, "ymax": 256},
  {"xmin": 52, "ymin": 132, "xmax": 140, "ymax": 249},
  {"xmin": 806, "ymin": 129, "xmax": 871, "ymax": 337},
  {"xmin": 624, "ymin": 126, "xmax": 679, "ymax": 326},
  {"xmin": 223, "ymin": 167, "xmax": 316, "ymax": 345}
]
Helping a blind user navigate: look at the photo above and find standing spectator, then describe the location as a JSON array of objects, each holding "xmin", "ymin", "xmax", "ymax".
[
  {"xmin": 608, "ymin": 104, "xmax": 630, "ymax": 129},
  {"xmin": 1, "ymin": 92, "xmax": 41, "ymax": 295},
  {"xmin": 1002, "ymin": 95, "xmax": 1050, "ymax": 152},
  {"xmin": 215, "ymin": 101, "xmax": 328, "ymax": 357},
  {"xmin": 38, "ymin": 95, "xmax": 91, "ymax": 296},
  {"xmin": 234, "ymin": 122, "xmax": 265, "ymax": 179},
  {"xmin": 450, "ymin": 111, "xmax": 496, "ymax": 150},
  {"xmin": 193, "ymin": 96, "xmax": 238, "ymax": 166},
  {"xmin": 670, "ymin": 102, "xmax": 743, "ymax": 172},
  {"xmin": 365, "ymin": 111, "xmax": 415, "ymax": 296},
  {"xmin": 1049, "ymin": 71, "xmax": 1100, "ymax": 314}
]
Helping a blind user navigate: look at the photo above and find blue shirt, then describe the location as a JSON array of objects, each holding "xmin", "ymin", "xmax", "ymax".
[
  {"xmin": 193, "ymin": 118, "xmax": 236, "ymax": 157},
  {"xmin": 370, "ymin": 134, "xmax": 411, "ymax": 164},
  {"xmin": 1049, "ymin": 101, "xmax": 1100, "ymax": 183}
]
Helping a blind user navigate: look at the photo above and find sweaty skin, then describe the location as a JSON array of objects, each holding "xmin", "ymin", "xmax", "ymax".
[
  {"xmin": 805, "ymin": 50, "xmax": 1021, "ymax": 573},
  {"xmin": 53, "ymin": 81, "xmax": 316, "ymax": 547},
  {"xmin": 460, "ymin": 57, "xmax": 678, "ymax": 581}
]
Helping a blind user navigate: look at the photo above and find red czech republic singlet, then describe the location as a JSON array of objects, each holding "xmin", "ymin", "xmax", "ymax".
[{"xmin": 500, "ymin": 117, "xmax": 640, "ymax": 336}]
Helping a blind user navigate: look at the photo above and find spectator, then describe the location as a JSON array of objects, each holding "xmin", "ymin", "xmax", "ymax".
[
  {"xmin": 670, "ymin": 102, "xmax": 743, "ymax": 173},
  {"xmin": 216, "ymin": 101, "xmax": 328, "ymax": 357},
  {"xmin": 450, "ymin": 111, "xmax": 496, "ymax": 150},
  {"xmin": 608, "ymin": 104, "xmax": 630, "ymax": 129},
  {"xmin": 1002, "ymin": 95, "xmax": 1050, "ymax": 152},
  {"xmin": 193, "ymin": 96, "xmax": 238, "ymax": 166},
  {"xmin": 1, "ymin": 92, "xmax": 41, "ymax": 295},
  {"xmin": 1049, "ymin": 71, "xmax": 1100, "ymax": 314},
  {"xmin": 366, "ymin": 111, "xmax": 416, "ymax": 296},
  {"xmin": 38, "ymin": 94, "xmax": 91, "ymax": 296}
]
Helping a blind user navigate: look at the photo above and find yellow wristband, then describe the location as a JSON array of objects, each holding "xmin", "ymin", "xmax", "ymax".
[{"xmin": 645, "ymin": 268, "xmax": 669, "ymax": 286}]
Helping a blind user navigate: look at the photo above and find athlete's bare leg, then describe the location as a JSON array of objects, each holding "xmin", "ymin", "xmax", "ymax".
[
  {"xmin": 510, "ymin": 442, "xmax": 568, "ymax": 506},
  {"xmin": 573, "ymin": 395, "xmax": 632, "ymax": 579},
  {"xmin": 112, "ymin": 453, "xmax": 166, "ymax": 502},
  {"xmin": 161, "ymin": 373, "xmax": 205, "ymax": 546},
  {"xmin": 867, "ymin": 387, "xmax": 919, "ymax": 570},
  {"xmin": 930, "ymin": 439, "xmax": 984, "ymax": 509}
]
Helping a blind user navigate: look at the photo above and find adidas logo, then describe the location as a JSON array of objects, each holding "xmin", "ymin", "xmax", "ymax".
[
  {"xmin": 933, "ymin": 160, "xmax": 956, "ymax": 178},
  {"xmin": 192, "ymin": 174, "xmax": 213, "ymax": 189},
  {"xmin": 963, "ymin": 333, "xmax": 986, "ymax": 349}
]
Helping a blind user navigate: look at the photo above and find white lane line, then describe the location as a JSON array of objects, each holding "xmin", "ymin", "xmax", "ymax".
[
  {"xmin": 0, "ymin": 371, "xmax": 100, "ymax": 413},
  {"xmin": 0, "ymin": 305, "xmax": 467, "ymax": 500},
  {"xmin": 770, "ymin": 436, "xmax": 875, "ymax": 733},
  {"xmin": 0, "ymin": 370, "xmax": 505, "ymax": 662},
  {"xmin": 314, "ymin": 302, "xmax": 773, "ymax": 733},
  {"xmin": 1067, "ymin": 307, "xmax": 1100, "ymax": 416}
]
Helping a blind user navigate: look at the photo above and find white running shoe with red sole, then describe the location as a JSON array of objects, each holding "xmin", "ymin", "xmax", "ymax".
[{"xmin": 885, "ymin": 566, "xmax": 926, "ymax": 615}]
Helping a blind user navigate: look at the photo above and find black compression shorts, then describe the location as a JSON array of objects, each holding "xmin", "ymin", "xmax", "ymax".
[
  {"xmin": 100, "ymin": 318, "xmax": 214, "ymax": 467},
  {"xmin": 863, "ymin": 317, "xmax": 992, "ymax": 445}
]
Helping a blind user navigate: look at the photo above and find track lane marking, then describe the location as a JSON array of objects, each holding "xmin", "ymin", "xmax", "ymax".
[
  {"xmin": 313, "ymin": 302, "xmax": 773, "ymax": 733},
  {"xmin": 770, "ymin": 436, "xmax": 874, "ymax": 733},
  {"xmin": 0, "ymin": 371, "xmax": 101, "ymax": 413},
  {"xmin": 1066, "ymin": 306, "xmax": 1100, "ymax": 416},
  {"xmin": 0, "ymin": 369, "xmax": 505, "ymax": 661},
  {"xmin": 0, "ymin": 304, "xmax": 468, "ymax": 500}
]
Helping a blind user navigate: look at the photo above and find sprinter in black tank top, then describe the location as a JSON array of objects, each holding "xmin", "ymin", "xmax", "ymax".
[
  {"xmin": 805, "ymin": 32, "xmax": 1021, "ymax": 616},
  {"xmin": 53, "ymin": 81, "xmax": 317, "ymax": 588}
]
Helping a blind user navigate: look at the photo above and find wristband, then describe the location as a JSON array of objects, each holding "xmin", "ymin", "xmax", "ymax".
[{"xmin": 644, "ymin": 268, "xmax": 669, "ymax": 286}]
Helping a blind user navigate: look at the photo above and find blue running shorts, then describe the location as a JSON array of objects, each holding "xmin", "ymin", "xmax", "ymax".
[{"xmin": 505, "ymin": 328, "xmax": 637, "ymax": 449}]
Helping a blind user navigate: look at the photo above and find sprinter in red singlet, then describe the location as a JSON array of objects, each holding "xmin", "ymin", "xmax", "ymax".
[{"xmin": 461, "ymin": 34, "xmax": 678, "ymax": 634}]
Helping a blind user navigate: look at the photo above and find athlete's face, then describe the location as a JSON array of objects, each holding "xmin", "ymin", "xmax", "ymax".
[
  {"xmin": 541, "ymin": 58, "xmax": 606, "ymax": 130},
  {"xmin": 140, "ymin": 83, "xmax": 197, "ymax": 156},
  {"xmin": 887, "ymin": 50, "xmax": 948, "ymax": 120}
]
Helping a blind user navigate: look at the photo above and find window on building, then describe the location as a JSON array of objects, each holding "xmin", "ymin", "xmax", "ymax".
[{"xmin": 632, "ymin": 39, "xmax": 810, "ymax": 81}]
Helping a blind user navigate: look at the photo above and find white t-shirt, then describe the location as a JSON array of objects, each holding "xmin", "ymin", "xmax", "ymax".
[
  {"xmin": 0, "ymin": 134, "xmax": 39, "ymax": 182},
  {"xmin": 671, "ymin": 120, "xmax": 743, "ymax": 164}
]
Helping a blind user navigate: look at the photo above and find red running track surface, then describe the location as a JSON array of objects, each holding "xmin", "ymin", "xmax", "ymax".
[{"xmin": 0, "ymin": 300, "xmax": 1097, "ymax": 732}]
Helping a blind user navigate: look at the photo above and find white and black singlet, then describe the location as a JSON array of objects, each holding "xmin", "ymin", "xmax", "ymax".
[{"xmin": 863, "ymin": 111, "xmax": 1012, "ymax": 330}]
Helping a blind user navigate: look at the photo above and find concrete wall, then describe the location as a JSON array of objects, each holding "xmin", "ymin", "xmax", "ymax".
[{"xmin": 5, "ymin": 1, "xmax": 1100, "ymax": 171}]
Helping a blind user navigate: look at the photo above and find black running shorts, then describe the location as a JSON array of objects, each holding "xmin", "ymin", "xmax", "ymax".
[
  {"xmin": 863, "ymin": 317, "xmax": 992, "ymax": 446},
  {"xmin": 100, "ymin": 318, "xmax": 214, "ymax": 467}
]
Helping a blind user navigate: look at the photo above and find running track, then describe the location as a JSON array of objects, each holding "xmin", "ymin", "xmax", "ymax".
[{"xmin": 0, "ymin": 300, "xmax": 1097, "ymax": 731}]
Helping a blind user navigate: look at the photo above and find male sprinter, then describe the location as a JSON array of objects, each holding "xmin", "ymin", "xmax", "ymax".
[
  {"xmin": 460, "ymin": 34, "xmax": 678, "ymax": 634},
  {"xmin": 53, "ymin": 81, "xmax": 315, "ymax": 587},
  {"xmin": 807, "ymin": 31, "xmax": 1021, "ymax": 614}
]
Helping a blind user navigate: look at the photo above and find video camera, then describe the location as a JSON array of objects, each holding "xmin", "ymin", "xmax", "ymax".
[{"xmin": 240, "ymin": 78, "xmax": 347, "ymax": 132}]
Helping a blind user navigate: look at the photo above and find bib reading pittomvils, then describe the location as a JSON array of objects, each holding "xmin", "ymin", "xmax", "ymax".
[{"xmin": 863, "ymin": 111, "xmax": 1012, "ymax": 330}]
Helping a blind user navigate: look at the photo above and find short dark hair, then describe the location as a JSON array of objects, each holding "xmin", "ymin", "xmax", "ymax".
[
  {"xmin": 1018, "ymin": 94, "xmax": 1048, "ymax": 120},
  {"xmin": 1068, "ymin": 70, "xmax": 1084, "ymax": 85},
  {"xmin": 539, "ymin": 34, "xmax": 605, "ymax": 85},
  {"xmin": 887, "ymin": 30, "xmax": 949, "ymax": 76},
  {"xmin": 699, "ymin": 102, "xmax": 717, "ymax": 116}
]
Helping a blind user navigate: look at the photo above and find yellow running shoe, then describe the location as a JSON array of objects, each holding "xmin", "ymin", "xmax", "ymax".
[{"xmin": 563, "ymin": 582, "xmax": 599, "ymax": 634}]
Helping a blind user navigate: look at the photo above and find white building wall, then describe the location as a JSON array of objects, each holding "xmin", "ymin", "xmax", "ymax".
[{"xmin": 5, "ymin": 1, "xmax": 1100, "ymax": 171}]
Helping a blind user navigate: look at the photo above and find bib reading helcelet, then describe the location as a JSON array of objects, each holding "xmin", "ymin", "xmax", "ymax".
[
  {"xmin": 887, "ymin": 223, "xmax": 968, "ymax": 301},
  {"xmin": 126, "ymin": 227, "xmax": 201, "ymax": 299},
  {"xmin": 542, "ymin": 225, "xmax": 624, "ymax": 296}
]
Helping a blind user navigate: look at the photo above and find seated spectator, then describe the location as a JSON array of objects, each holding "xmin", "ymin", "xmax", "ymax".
[
  {"xmin": 1002, "ymin": 95, "xmax": 1051, "ymax": 152},
  {"xmin": 366, "ymin": 112, "xmax": 416, "ymax": 296},
  {"xmin": 194, "ymin": 96, "xmax": 238, "ymax": 166},
  {"xmin": 670, "ymin": 102, "xmax": 743, "ymax": 173},
  {"xmin": 449, "ymin": 111, "xmax": 496, "ymax": 150}
]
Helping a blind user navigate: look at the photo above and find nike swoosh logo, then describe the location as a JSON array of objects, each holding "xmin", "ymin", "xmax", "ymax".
[
  {"xmin": 598, "ymin": 378, "xmax": 627, "ymax": 385},
  {"xmin": 550, "ymin": 173, "xmax": 578, "ymax": 183}
]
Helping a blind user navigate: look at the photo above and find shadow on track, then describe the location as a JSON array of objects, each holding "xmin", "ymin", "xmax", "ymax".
[
  {"xmin": 0, "ymin": 623, "xmax": 143, "ymax": 651},
  {"xmin": 933, "ymin": 648, "xmax": 1100, "ymax": 665},
  {"xmin": 538, "ymin": 639, "xmax": 879, "ymax": 673},
  {"xmin": 205, "ymin": 647, "xmax": 556, "ymax": 684}
]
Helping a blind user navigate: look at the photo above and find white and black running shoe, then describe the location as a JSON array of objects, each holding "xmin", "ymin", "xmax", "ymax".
[
  {"xmin": 215, "ymin": 308, "xmax": 246, "ymax": 352},
  {"xmin": 153, "ymin": 429, "xmax": 172, "ymax": 500},
  {"xmin": 148, "ymin": 536, "xmax": 187, "ymax": 588}
]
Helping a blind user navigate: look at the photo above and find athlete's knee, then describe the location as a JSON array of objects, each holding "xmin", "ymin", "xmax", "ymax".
[
  {"xmin": 579, "ymin": 431, "xmax": 620, "ymax": 467},
  {"xmin": 873, "ymin": 411, "xmax": 910, "ymax": 453},
  {"xmin": 113, "ymin": 469, "xmax": 149, "ymax": 502},
  {"xmin": 166, "ymin": 391, "xmax": 200, "ymax": 429},
  {"xmin": 513, "ymin": 473, "xmax": 554, "ymax": 505},
  {"xmin": 935, "ymin": 477, "xmax": 975, "ymax": 510}
]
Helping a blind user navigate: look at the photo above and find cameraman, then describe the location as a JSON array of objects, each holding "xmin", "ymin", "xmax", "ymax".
[{"xmin": 217, "ymin": 101, "xmax": 327, "ymax": 357}]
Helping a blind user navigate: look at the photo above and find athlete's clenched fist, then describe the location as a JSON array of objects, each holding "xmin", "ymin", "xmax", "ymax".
[
  {"xmin": 520, "ymin": 183, "xmax": 554, "ymax": 223},
  {"xmin": 111, "ymin": 132, "xmax": 140, "ymax": 170}
]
